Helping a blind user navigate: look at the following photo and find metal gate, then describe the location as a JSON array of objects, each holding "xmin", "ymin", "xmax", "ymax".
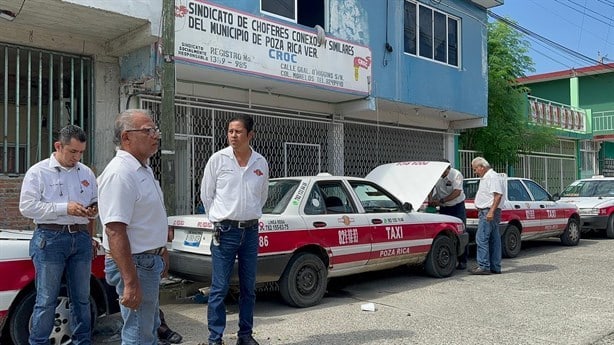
[
  {"xmin": 459, "ymin": 138, "xmax": 577, "ymax": 194},
  {"xmin": 140, "ymin": 95, "xmax": 446, "ymax": 214}
]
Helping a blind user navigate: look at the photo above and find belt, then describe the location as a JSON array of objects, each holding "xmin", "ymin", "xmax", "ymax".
[
  {"xmin": 217, "ymin": 219, "xmax": 258, "ymax": 228},
  {"xmin": 104, "ymin": 246, "xmax": 166, "ymax": 257},
  {"xmin": 477, "ymin": 207, "xmax": 501, "ymax": 211},
  {"xmin": 38, "ymin": 223, "xmax": 88, "ymax": 233},
  {"xmin": 135, "ymin": 247, "xmax": 166, "ymax": 256}
]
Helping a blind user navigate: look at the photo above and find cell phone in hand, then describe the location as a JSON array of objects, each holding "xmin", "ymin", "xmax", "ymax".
[{"xmin": 88, "ymin": 202, "xmax": 98, "ymax": 209}]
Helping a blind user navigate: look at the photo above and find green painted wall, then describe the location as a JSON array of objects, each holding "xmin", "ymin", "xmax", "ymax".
[
  {"xmin": 579, "ymin": 74, "xmax": 614, "ymax": 112},
  {"xmin": 603, "ymin": 142, "xmax": 614, "ymax": 157},
  {"xmin": 527, "ymin": 79, "xmax": 571, "ymax": 104}
]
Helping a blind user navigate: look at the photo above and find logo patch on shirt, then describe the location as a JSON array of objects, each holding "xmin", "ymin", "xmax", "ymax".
[
  {"xmin": 81, "ymin": 180, "xmax": 90, "ymax": 187},
  {"xmin": 253, "ymin": 169, "xmax": 263, "ymax": 176}
]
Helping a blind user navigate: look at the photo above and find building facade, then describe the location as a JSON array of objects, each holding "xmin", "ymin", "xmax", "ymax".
[
  {"xmin": 517, "ymin": 64, "xmax": 614, "ymax": 191},
  {"xmin": 0, "ymin": 0, "xmax": 500, "ymax": 227}
]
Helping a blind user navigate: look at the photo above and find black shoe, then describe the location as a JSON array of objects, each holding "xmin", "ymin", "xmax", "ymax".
[
  {"xmin": 204, "ymin": 341, "xmax": 223, "ymax": 345},
  {"xmin": 236, "ymin": 335, "xmax": 259, "ymax": 345},
  {"xmin": 490, "ymin": 270, "xmax": 501, "ymax": 274},
  {"xmin": 159, "ymin": 329, "xmax": 183, "ymax": 344},
  {"xmin": 457, "ymin": 262, "xmax": 467, "ymax": 270},
  {"xmin": 469, "ymin": 266, "xmax": 491, "ymax": 275}
]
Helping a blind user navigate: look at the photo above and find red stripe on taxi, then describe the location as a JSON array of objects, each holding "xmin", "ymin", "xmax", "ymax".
[{"xmin": 0, "ymin": 259, "xmax": 34, "ymax": 291}]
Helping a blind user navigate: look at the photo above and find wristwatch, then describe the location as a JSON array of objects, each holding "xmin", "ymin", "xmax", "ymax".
[{"xmin": 439, "ymin": 198, "xmax": 445, "ymax": 204}]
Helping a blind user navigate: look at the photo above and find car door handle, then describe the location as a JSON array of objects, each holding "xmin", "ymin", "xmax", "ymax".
[
  {"xmin": 539, "ymin": 205, "xmax": 545, "ymax": 208},
  {"xmin": 514, "ymin": 205, "xmax": 521, "ymax": 209},
  {"xmin": 371, "ymin": 219, "xmax": 383, "ymax": 224},
  {"xmin": 313, "ymin": 221, "xmax": 327, "ymax": 228}
]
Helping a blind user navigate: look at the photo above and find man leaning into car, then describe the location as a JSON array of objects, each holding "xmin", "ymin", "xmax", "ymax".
[
  {"xmin": 19, "ymin": 124, "xmax": 99, "ymax": 345},
  {"xmin": 429, "ymin": 160, "xmax": 468, "ymax": 269}
]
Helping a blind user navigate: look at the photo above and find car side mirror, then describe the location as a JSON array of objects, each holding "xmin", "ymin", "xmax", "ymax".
[
  {"xmin": 552, "ymin": 193, "xmax": 560, "ymax": 201},
  {"xmin": 402, "ymin": 202, "xmax": 413, "ymax": 212}
]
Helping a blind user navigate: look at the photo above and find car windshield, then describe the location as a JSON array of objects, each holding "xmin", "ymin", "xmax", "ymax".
[
  {"xmin": 262, "ymin": 179, "xmax": 300, "ymax": 214},
  {"xmin": 561, "ymin": 180, "xmax": 614, "ymax": 197}
]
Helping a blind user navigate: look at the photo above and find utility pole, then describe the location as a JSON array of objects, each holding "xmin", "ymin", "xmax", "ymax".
[{"xmin": 161, "ymin": 0, "xmax": 176, "ymax": 215}]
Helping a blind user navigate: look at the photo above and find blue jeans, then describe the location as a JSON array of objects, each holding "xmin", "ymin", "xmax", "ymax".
[
  {"xmin": 208, "ymin": 223, "xmax": 259, "ymax": 342},
  {"xmin": 439, "ymin": 201, "xmax": 467, "ymax": 264},
  {"xmin": 476, "ymin": 208, "xmax": 502, "ymax": 272},
  {"xmin": 29, "ymin": 228, "xmax": 93, "ymax": 345},
  {"xmin": 105, "ymin": 254, "xmax": 163, "ymax": 345}
]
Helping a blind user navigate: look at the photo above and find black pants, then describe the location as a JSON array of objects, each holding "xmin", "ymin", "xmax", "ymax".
[{"xmin": 439, "ymin": 201, "xmax": 468, "ymax": 264}]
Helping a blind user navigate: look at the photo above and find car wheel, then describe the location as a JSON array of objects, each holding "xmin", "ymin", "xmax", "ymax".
[
  {"xmin": 502, "ymin": 225, "xmax": 521, "ymax": 258},
  {"xmin": 607, "ymin": 215, "xmax": 614, "ymax": 239},
  {"xmin": 560, "ymin": 218, "xmax": 581, "ymax": 246},
  {"xmin": 279, "ymin": 252, "xmax": 327, "ymax": 308},
  {"xmin": 9, "ymin": 288, "xmax": 97, "ymax": 345},
  {"xmin": 424, "ymin": 235, "xmax": 456, "ymax": 278}
]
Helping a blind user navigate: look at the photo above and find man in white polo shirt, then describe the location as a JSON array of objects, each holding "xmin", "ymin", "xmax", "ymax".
[
  {"xmin": 430, "ymin": 160, "xmax": 467, "ymax": 269},
  {"xmin": 98, "ymin": 109, "xmax": 168, "ymax": 344},
  {"xmin": 469, "ymin": 156, "xmax": 504, "ymax": 275}
]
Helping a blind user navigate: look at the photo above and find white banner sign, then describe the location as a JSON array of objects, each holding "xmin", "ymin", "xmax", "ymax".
[{"xmin": 174, "ymin": 0, "xmax": 372, "ymax": 94}]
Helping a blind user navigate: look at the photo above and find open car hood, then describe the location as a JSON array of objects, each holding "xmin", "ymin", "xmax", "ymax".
[{"xmin": 365, "ymin": 161, "xmax": 450, "ymax": 210}]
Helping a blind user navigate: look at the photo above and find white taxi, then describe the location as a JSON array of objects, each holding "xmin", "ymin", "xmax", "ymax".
[
  {"xmin": 557, "ymin": 176, "xmax": 614, "ymax": 238},
  {"xmin": 463, "ymin": 176, "xmax": 581, "ymax": 258},
  {"xmin": 0, "ymin": 230, "xmax": 119, "ymax": 345},
  {"xmin": 168, "ymin": 161, "xmax": 468, "ymax": 308}
]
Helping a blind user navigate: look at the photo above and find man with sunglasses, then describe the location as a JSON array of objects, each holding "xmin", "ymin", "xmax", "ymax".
[
  {"xmin": 19, "ymin": 124, "xmax": 99, "ymax": 345},
  {"xmin": 98, "ymin": 109, "xmax": 169, "ymax": 344}
]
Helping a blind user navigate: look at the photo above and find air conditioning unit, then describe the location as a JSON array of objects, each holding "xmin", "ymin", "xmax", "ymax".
[{"xmin": 470, "ymin": 0, "xmax": 504, "ymax": 9}]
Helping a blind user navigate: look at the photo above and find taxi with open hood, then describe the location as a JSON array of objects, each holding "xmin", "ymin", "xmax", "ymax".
[{"xmin": 168, "ymin": 161, "xmax": 468, "ymax": 308}]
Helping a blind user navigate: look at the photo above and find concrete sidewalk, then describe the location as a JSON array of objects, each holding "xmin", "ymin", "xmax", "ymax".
[{"xmin": 96, "ymin": 237, "xmax": 614, "ymax": 345}]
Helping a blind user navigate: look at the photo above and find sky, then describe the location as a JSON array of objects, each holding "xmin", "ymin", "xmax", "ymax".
[{"xmin": 491, "ymin": 0, "xmax": 614, "ymax": 76}]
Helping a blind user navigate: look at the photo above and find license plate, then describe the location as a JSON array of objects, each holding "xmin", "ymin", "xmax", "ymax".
[
  {"xmin": 467, "ymin": 219, "xmax": 478, "ymax": 226},
  {"xmin": 184, "ymin": 231, "xmax": 203, "ymax": 247}
]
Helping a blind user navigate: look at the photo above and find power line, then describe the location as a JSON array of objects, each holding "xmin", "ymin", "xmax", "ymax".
[
  {"xmin": 528, "ymin": 0, "xmax": 614, "ymax": 50},
  {"xmin": 555, "ymin": 0, "xmax": 614, "ymax": 27},
  {"xmin": 595, "ymin": 0, "xmax": 614, "ymax": 8},
  {"xmin": 488, "ymin": 11, "xmax": 605, "ymax": 69}
]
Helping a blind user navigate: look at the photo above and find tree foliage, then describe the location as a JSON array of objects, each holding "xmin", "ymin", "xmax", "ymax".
[{"xmin": 460, "ymin": 20, "xmax": 557, "ymax": 166}]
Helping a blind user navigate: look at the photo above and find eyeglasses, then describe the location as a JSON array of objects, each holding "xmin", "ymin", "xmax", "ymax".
[{"xmin": 125, "ymin": 127, "xmax": 161, "ymax": 137}]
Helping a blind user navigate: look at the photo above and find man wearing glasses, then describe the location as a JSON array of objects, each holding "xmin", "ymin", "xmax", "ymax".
[{"xmin": 98, "ymin": 109, "xmax": 169, "ymax": 344}]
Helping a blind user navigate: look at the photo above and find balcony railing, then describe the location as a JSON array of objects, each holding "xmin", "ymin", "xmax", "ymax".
[
  {"xmin": 527, "ymin": 95, "xmax": 586, "ymax": 133},
  {"xmin": 593, "ymin": 111, "xmax": 614, "ymax": 133}
]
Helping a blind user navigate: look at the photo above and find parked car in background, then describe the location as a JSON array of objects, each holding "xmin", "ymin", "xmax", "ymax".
[
  {"xmin": 168, "ymin": 161, "xmax": 468, "ymax": 308},
  {"xmin": 0, "ymin": 230, "xmax": 119, "ymax": 345},
  {"xmin": 463, "ymin": 176, "xmax": 581, "ymax": 258},
  {"xmin": 557, "ymin": 176, "xmax": 614, "ymax": 238}
]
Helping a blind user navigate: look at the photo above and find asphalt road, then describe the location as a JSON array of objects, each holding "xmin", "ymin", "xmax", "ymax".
[{"xmin": 94, "ymin": 235, "xmax": 614, "ymax": 345}]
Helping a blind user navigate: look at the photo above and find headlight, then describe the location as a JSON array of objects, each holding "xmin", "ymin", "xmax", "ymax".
[{"xmin": 579, "ymin": 208, "xmax": 599, "ymax": 216}]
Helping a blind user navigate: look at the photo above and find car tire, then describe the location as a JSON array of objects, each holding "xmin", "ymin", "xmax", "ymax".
[
  {"xmin": 424, "ymin": 235, "xmax": 456, "ymax": 278},
  {"xmin": 502, "ymin": 225, "xmax": 521, "ymax": 258},
  {"xmin": 9, "ymin": 287, "xmax": 97, "ymax": 345},
  {"xmin": 607, "ymin": 215, "xmax": 614, "ymax": 239},
  {"xmin": 279, "ymin": 252, "xmax": 327, "ymax": 308},
  {"xmin": 560, "ymin": 218, "xmax": 581, "ymax": 246}
]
